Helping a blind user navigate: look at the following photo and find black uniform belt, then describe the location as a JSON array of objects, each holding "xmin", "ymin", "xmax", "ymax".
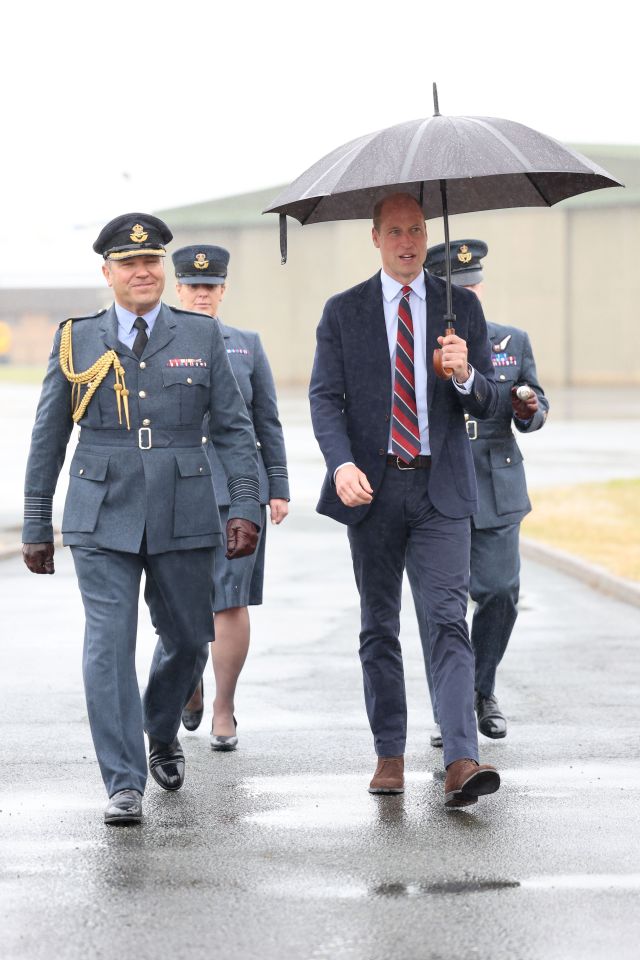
[
  {"xmin": 386, "ymin": 455, "xmax": 432, "ymax": 470},
  {"xmin": 465, "ymin": 420, "xmax": 513, "ymax": 442},
  {"xmin": 79, "ymin": 426, "xmax": 205, "ymax": 449}
]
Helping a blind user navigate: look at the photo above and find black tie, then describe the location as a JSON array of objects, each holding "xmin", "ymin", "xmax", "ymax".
[{"xmin": 132, "ymin": 317, "xmax": 148, "ymax": 359}]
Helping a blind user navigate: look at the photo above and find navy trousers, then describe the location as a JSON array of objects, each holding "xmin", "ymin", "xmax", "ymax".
[
  {"xmin": 347, "ymin": 466, "xmax": 478, "ymax": 768},
  {"xmin": 410, "ymin": 520, "xmax": 520, "ymax": 719},
  {"xmin": 71, "ymin": 545, "xmax": 214, "ymax": 797}
]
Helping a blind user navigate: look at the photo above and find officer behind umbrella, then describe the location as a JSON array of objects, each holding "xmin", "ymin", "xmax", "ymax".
[
  {"xmin": 409, "ymin": 239, "xmax": 549, "ymax": 742},
  {"xmin": 22, "ymin": 213, "xmax": 261, "ymax": 826},
  {"xmin": 171, "ymin": 244, "xmax": 289, "ymax": 749}
]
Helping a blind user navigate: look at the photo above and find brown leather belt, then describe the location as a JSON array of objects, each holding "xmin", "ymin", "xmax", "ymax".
[{"xmin": 386, "ymin": 455, "xmax": 432, "ymax": 470}]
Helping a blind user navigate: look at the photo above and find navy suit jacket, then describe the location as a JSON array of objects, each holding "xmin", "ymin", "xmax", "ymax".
[{"xmin": 309, "ymin": 270, "xmax": 498, "ymax": 525}]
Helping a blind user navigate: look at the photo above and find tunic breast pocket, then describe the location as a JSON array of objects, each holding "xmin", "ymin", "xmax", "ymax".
[
  {"xmin": 162, "ymin": 366, "xmax": 211, "ymax": 424},
  {"xmin": 62, "ymin": 453, "xmax": 110, "ymax": 533},
  {"xmin": 173, "ymin": 451, "xmax": 220, "ymax": 538},
  {"xmin": 489, "ymin": 444, "xmax": 528, "ymax": 515}
]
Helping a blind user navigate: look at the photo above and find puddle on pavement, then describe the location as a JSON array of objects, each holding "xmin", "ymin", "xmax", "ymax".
[
  {"xmin": 522, "ymin": 874, "xmax": 640, "ymax": 890},
  {"xmin": 263, "ymin": 873, "xmax": 640, "ymax": 901},
  {"xmin": 244, "ymin": 771, "xmax": 433, "ymax": 829},
  {"xmin": 503, "ymin": 763, "xmax": 640, "ymax": 791},
  {"xmin": 1, "ymin": 791, "xmax": 103, "ymax": 815}
]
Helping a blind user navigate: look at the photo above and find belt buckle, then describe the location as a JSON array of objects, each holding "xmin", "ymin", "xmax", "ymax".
[
  {"xmin": 466, "ymin": 420, "xmax": 478, "ymax": 441},
  {"xmin": 138, "ymin": 427, "xmax": 152, "ymax": 449},
  {"xmin": 396, "ymin": 456, "xmax": 416, "ymax": 471}
]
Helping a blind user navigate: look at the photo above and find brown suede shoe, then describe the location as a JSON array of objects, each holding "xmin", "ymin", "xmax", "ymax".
[
  {"xmin": 444, "ymin": 758, "xmax": 500, "ymax": 808},
  {"xmin": 368, "ymin": 756, "xmax": 404, "ymax": 794}
]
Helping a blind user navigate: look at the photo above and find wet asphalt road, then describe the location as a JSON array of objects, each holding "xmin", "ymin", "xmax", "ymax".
[{"xmin": 2, "ymin": 384, "xmax": 640, "ymax": 960}]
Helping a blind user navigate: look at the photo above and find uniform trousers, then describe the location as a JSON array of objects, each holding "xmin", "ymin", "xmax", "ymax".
[
  {"xmin": 469, "ymin": 521, "xmax": 520, "ymax": 698},
  {"xmin": 409, "ymin": 520, "xmax": 520, "ymax": 720},
  {"xmin": 347, "ymin": 466, "xmax": 478, "ymax": 768},
  {"xmin": 71, "ymin": 545, "xmax": 214, "ymax": 797}
]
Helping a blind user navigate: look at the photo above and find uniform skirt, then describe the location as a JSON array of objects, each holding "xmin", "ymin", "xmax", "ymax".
[{"xmin": 213, "ymin": 505, "xmax": 267, "ymax": 613}]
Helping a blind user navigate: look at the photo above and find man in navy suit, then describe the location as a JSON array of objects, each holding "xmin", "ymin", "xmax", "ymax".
[{"xmin": 309, "ymin": 193, "xmax": 501, "ymax": 808}]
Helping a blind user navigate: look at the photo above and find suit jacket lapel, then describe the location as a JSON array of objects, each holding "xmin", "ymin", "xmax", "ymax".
[
  {"xmin": 359, "ymin": 272, "xmax": 391, "ymax": 398},
  {"xmin": 425, "ymin": 270, "xmax": 446, "ymax": 410}
]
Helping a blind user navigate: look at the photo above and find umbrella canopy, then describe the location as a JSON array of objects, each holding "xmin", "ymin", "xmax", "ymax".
[
  {"xmin": 264, "ymin": 114, "xmax": 622, "ymax": 226},
  {"xmin": 264, "ymin": 88, "xmax": 623, "ymax": 377}
]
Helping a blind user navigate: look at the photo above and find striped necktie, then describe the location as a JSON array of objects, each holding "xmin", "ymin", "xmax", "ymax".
[{"xmin": 391, "ymin": 285, "xmax": 421, "ymax": 462}]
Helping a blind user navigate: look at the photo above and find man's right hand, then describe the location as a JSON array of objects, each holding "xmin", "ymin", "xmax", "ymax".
[
  {"xmin": 23, "ymin": 542, "xmax": 55, "ymax": 575},
  {"xmin": 335, "ymin": 465, "xmax": 374, "ymax": 507}
]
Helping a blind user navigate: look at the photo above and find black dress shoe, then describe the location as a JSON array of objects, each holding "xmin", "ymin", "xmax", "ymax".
[
  {"xmin": 148, "ymin": 736, "xmax": 185, "ymax": 791},
  {"xmin": 475, "ymin": 692, "xmax": 507, "ymax": 739},
  {"xmin": 182, "ymin": 678, "xmax": 204, "ymax": 731},
  {"xmin": 104, "ymin": 789, "xmax": 143, "ymax": 825}
]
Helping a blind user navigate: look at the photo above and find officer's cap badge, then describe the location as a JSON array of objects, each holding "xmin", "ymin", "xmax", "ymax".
[
  {"xmin": 194, "ymin": 253, "xmax": 209, "ymax": 270},
  {"xmin": 457, "ymin": 244, "xmax": 472, "ymax": 264},
  {"xmin": 130, "ymin": 224, "xmax": 148, "ymax": 243}
]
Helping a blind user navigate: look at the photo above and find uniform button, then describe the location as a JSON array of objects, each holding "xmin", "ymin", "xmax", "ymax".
[
  {"xmin": 187, "ymin": 377, "xmax": 193, "ymax": 384},
  {"xmin": 499, "ymin": 374, "xmax": 506, "ymax": 381},
  {"xmin": 142, "ymin": 419, "xmax": 151, "ymax": 427},
  {"xmin": 199, "ymin": 466, "xmax": 203, "ymax": 472},
  {"xmin": 378, "ymin": 448, "xmax": 385, "ymax": 455},
  {"xmin": 506, "ymin": 457, "xmax": 511, "ymax": 464},
  {"xmin": 79, "ymin": 468, "xmax": 84, "ymax": 475},
  {"xmin": 139, "ymin": 390, "xmax": 146, "ymax": 398},
  {"xmin": 202, "ymin": 436, "xmax": 207, "ymax": 444},
  {"xmin": 384, "ymin": 414, "xmax": 390, "ymax": 422},
  {"xmin": 139, "ymin": 361, "xmax": 146, "ymax": 369}
]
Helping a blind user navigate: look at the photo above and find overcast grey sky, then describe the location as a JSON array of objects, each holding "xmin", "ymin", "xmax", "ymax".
[{"xmin": 1, "ymin": 0, "xmax": 636, "ymax": 286}]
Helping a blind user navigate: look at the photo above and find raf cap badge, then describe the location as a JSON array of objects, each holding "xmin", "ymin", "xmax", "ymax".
[
  {"xmin": 194, "ymin": 253, "xmax": 209, "ymax": 270},
  {"xmin": 457, "ymin": 244, "xmax": 472, "ymax": 264},
  {"xmin": 130, "ymin": 223, "xmax": 148, "ymax": 243}
]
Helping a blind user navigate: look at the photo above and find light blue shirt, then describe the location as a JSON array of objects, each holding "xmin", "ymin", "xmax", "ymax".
[{"xmin": 114, "ymin": 301, "xmax": 162, "ymax": 350}]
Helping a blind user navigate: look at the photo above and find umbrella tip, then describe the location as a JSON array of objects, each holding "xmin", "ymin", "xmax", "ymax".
[{"xmin": 432, "ymin": 82, "xmax": 440, "ymax": 116}]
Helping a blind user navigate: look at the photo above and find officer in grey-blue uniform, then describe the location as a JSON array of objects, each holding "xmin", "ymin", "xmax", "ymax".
[
  {"xmin": 171, "ymin": 244, "xmax": 289, "ymax": 746},
  {"xmin": 408, "ymin": 239, "xmax": 549, "ymax": 743},
  {"xmin": 22, "ymin": 214, "xmax": 261, "ymax": 825}
]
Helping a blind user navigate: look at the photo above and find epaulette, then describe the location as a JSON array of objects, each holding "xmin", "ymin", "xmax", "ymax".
[
  {"xmin": 167, "ymin": 304, "xmax": 213, "ymax": 318},
  {"xmin": 58, "ymin": 307, "xmax": 107, "ymax": 328}
]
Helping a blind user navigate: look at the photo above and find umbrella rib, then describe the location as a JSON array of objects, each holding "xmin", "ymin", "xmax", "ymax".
[
  {"xmin": 465, "ymin": 117, "xmax": 536, "ymax": 172},
  {"xmin": 399, "ymin": 117, "xmax": 435, "ymax": 182},
  {"xmin": 299, "ymin": 136, "xmax": 377, "ymax": 201},
  {"xmin": 465, "ymin": 117, "xmax": 553, "ymax": 203}
]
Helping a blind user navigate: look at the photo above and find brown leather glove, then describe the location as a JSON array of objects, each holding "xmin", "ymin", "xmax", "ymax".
[
  {"xmin": 511, "ymin": 385, "xmax": 539, "ymax": 422},
  {"xmin": 225, "ymin": 518, "xmax": 259, "ymax": 560},
  {"xmin": 23, "ymin": 542, "xmax": 55, "ymax": 575}
]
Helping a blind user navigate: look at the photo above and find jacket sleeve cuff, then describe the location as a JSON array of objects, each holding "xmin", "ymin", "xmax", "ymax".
[{"xmin": 266, "ymin": 466, "xmax": 290, "ymax": 501}]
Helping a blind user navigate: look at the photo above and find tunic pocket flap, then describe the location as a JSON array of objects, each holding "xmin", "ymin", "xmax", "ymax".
[
  {"xmin": 175, "ymin": 452, "xmax": 212, "ymax": 478},
  {"xmin": 70, "ymin": 453, "xmax": 110, "ymax": 481},
  {"xmin": 162, "ymin": 366, "xmax": 210, "ymax": 387},
  {"xmin": 489, "ymin": 445, "xmax": 523, "ymax": 469}
]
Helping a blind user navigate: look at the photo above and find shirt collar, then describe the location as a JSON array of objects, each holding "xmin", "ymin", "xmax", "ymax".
[
  {"xmin": 380, "ymin": 268, "xmax": 426, "ymax": 303},
  {"xmin": 114, "ymin": 300, "xmax": 162, "ymax": 334}
]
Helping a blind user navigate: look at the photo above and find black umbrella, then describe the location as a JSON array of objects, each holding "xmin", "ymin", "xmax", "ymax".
[{"xmin": 264, "ymin": 85, "xmax": 623, "ymax": 376}]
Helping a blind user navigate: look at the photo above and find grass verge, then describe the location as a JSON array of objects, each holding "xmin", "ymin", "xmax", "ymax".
[{"xmin": 524, "ymin": 478, "xmax": 640, "ymax": 582}]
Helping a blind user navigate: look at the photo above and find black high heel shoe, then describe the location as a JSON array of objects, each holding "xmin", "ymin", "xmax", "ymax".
[
  {"xmin": 181, "ymin": 678, "xmax": 204, "ymax": 731},
  {"xmin": 210, "ymin": 715, "xmax": 238, "ymax": 751}
]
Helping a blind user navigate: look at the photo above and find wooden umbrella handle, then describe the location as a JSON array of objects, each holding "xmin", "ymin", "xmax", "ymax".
[{"xmin": 433, "ymin": 325, "xmax": 456, "ymax": 380}]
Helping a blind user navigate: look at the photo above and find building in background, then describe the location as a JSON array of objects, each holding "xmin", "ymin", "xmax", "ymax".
[{"xmin": 2, "ymin": 146, "xmax": 638, "ymax": 385}]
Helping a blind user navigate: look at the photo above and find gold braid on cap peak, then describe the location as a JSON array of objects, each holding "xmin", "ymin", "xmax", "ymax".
[{"xmin": 59, "ymin": 319, "xmax": 130, "ymax": 429}]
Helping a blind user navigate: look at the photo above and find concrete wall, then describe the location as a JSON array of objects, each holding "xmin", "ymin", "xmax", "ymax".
[{"xmin": 3, "ymin": 202, "xmax": 639, "ymax": 386}]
